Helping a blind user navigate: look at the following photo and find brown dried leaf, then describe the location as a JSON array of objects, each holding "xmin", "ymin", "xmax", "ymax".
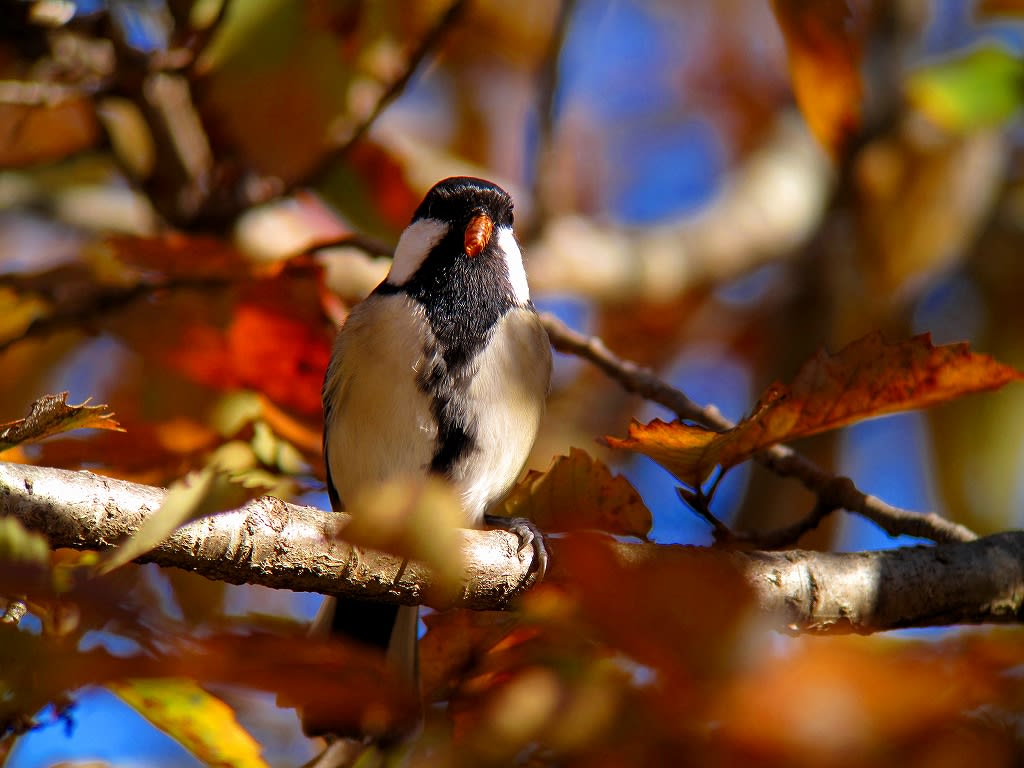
[
  {"xmin": 975, "ymin": 0, "xmax": 1024, "ymax": 18},
  {"xmin": 502, "ymin": 448, "xmax": 651, "ymax": 539},
  {"xmin": 420, "ymin": 610, "xmax": 520, "ymax": 701},
  {"xmin": 607, "ymin": 333, "xmax": 1024, "ymax": 487},
  {"xmin": 0, "ymin": 94, "xmax": 100, "ymax": 167},
  {"xmin": 2, "ymin": 627, "xmax": 418, "ymax": 742},
  {"xmin": 771, "ymin": 0, "xmax": 866, "ymax": 157},
  {"xmin": 712, "ymin": 634, "xmax": 1024, "ymax": 761},
  {"xmin": 0, "ymin": 392, "xmax": 123, "ymax": 454}
]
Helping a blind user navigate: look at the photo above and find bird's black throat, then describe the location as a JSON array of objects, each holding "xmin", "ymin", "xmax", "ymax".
[{"xmin": 376, "ymin": 232, "xmax": 519, "ymax": 477}]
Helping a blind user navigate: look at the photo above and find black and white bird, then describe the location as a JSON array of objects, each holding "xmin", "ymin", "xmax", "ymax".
[{"xmin": 308, "ymin": 176, "xmax": 551, "ymax": 738}]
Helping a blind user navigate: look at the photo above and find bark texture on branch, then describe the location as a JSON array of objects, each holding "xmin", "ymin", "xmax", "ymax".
[{"xmin": 1, "ymin": 462, "xmax": 1022, "ymax": 633}]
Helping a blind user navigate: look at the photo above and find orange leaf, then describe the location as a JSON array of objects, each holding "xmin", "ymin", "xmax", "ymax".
[
  {"xmin": 607, "ymin": 333, "xmax": 1024, "ymax": 487},
  {"xmin": 771, "ymin": 0, "xmax": 866, "ymax": 157},
  {"xmin": 0, "ymin": 392, "xmax": 123, "ymax": 454},
  {"xmin": 0, "ymin": 95, "xmax": 100, "ymax": 167},
  {"xmin": 420, "ymin": 610, "xmax": 520, "ymax": 701},
  {"xmin": 975, "ymin": 0, "xmax": 1024, "ymax": 18},
  {"xmin": 502, "ymin": 448, "xmax": 651, "ymax": 539}
]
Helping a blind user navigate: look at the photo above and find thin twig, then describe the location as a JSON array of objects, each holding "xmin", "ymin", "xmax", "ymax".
[
  {"xmin": 524, "ymin": 0, "xmax": 577, "ymax": 241},
  {"xmin": 304, "ymin": 0, "xmax": 470, "ymax": 190},
  {"xmin": 540, "ymin": 312, "xmax": 979, "ymax": 545}
]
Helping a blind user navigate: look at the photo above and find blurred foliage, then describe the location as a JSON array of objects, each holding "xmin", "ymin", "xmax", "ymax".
[{"xmin": 2, "ymin": 0, "xmax": 1024, "ymax": 766}]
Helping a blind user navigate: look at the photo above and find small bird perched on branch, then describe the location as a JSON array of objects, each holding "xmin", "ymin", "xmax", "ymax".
[{"xmin": 308, "ymin": 177, "xmax": 551, "ymax": 749}]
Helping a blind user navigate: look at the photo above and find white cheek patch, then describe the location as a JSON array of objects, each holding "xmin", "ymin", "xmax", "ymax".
[
  {"xmin": 497, "ymin": 227, "xmax": 531, "ymax": 305},
  {"xmin": 387, "ymin": 218, "xmax": 448, "ymax": 286}
]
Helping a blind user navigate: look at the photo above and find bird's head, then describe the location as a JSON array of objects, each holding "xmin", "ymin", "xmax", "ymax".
[{"xmin": 385, "ymin": 177, "xmax": 529, "ymax": 306}]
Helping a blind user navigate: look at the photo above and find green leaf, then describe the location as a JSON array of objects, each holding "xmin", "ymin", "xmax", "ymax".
[
  {"xmin": 109, "ymin": 679, "xmax": 268, "ymax": 768},
  {"xmin": 908, "ymin": 46, "xmax": 1024, "ymax": 131},
  {"xmin": 0, "ymin": 517, "xmax": 50, "ymax": 568},
  {"xmin": 0, "ymin": 392, "xmax": 124, "ymax": 454}
]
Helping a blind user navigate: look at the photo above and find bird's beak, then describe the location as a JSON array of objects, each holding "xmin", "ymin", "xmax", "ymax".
[{"xmin": 464, "ymin": 214, "xmax": 493, "ymax": 257}]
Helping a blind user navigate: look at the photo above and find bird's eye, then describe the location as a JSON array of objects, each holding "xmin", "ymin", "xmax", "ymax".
[{"xmin": 463, "ymin": 214, "xmax": 493, "ymax": 257}]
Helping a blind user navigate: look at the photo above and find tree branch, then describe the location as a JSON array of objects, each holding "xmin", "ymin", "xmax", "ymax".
[
  {"xmin": 540, "ymin": 312, "xmax": 979, "ymax": 545},
  {"xmin": 1, "ymin": 462, "xmax": 1020, "ymax": 634}
]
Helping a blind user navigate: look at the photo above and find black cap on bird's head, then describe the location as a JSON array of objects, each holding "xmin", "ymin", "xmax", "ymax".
[
  {"xmin": 384, "ymin": 176, "xmax": 529, "ymax": 309},
  {"xmin": 412, "ymin": 177, "xmax": 514, "ymax": 231}
]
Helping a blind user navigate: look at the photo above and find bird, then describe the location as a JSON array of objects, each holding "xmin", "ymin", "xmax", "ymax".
[{"xmin": 307, "ymin": 176, "xmax": 552, "ymax": 743}]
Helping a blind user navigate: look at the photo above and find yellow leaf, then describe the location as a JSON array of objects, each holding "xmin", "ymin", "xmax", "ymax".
[{"xmin": 109, "ymin": 679, "xmax": 268, "ymax": 768}]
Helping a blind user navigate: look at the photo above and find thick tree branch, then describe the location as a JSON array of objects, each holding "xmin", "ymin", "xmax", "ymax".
[
  {"xmin": 1, "ymin": 462, "xmax": 1021, "ymax": 633},
  {"xmin": 540, "ymin": 312, "xmax": 979, "ymax": 545}
]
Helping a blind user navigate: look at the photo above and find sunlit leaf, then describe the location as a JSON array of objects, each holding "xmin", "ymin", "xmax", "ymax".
[
  {"xmin": 502, "ymin": 448, "xmax": 651, "ymax": 539},
  {"xmin": 0, "ymin": 392, "xmax": 123, "ymax": 454},
  {"xmin": 0, "ymin": 93, "xmax": 100, "ymax": 168},
  {"xmin": 420, "ymin": 610, "xmax": 519, "ymax": 701},
  {"xmin": 103, "ymin": 274, "xmax": 332, "ymax": 418},
  {"xmin": 771, "ymin": 0, "xmax": 865, "ymax": 157},
  {"xmin": 0, "ymin": 517, "xmax": 50, "ymax": 569},
  {"xmin": 907, "ymin": 46, "xmax": 1024, "ymax": 131},
  {"xmin": 0, "ymin": 287, "xmax": 48, "ymax": 348},
  {"xmin": 343, "ymin": 477, "xmax": 467, "ymax": 600},
  {"xmin": 196, "ymin": 2, "xmax": 446, "ymax": 185},
  {"xmin": 607, "ymin": 333, "xmax": 1024, "ymax": 487},
  {"xmin": 109, "ymin": 679, "xmax": 268, "ymax": 768}
]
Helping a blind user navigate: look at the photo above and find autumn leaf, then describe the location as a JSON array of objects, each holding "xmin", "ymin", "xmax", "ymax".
[
  {"xmin": 0, "ymin": 392, "xmax": 124, "ymax": 454},
  {"xmin": 975, "ymin": 0, "xmax": 1024, "ymax": 18},
  {"xmin": 420, "ymin": 610, "xmax": 520, "ymax": 701},
  {"xmin": 557, "ymin": 533, "xmax": 753, "ymax": 684},
  {"xmin": 907, "ymin": 46, "xmax": 1024, "ymax": 132},
  {"xmin": 771, "ymin": 0, "xmax": 866, "ymax": 157},
  {"xmin": 0, "ymin": 93, "xmax": 100, "ymax": 167},
  {"xmin": 104, "ymin": 233, "xmax": 259, "ymax": 281},
  {"xmin": 3, "ymin": 628, "xmax": 418, "ymax": 744},
  {"xmin": 0, "ymin": 517, "xmax": 51, "ymax": 569},
  {"xmin": 107, "ymin": 274, "xmax": 332, "ymax": 418},
  {"xmin": 606, "ymin": 333, "xmax": 1024, "ymax": 488},
  {"xmin": 342, "ymin": 477, "xmax": 468, "ymax": 602},
  {"xmin": 502, "ymin": 448, "xmax": 651, "ymax": 539},
  {"xmin": 109, "ymin": 679, "xmax": 268, "ymax": 768}
]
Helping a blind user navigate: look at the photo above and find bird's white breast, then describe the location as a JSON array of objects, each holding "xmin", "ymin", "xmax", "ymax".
[
  {"xmin": 323, "ymin": 294, "xmax": 436, "ymax": 503},
  {"xmin": 454, "ymin": 307, "xmax": 551, "ymax": 522},
  {"xmin": 323, "ymin": 296, "xmax": 550, "ymax": 526}
]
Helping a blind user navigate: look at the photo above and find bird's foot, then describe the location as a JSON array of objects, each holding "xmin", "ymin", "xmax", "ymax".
[{"xmin": 483, "ymin": 514, "xmax": 548, "ymax": 582}]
